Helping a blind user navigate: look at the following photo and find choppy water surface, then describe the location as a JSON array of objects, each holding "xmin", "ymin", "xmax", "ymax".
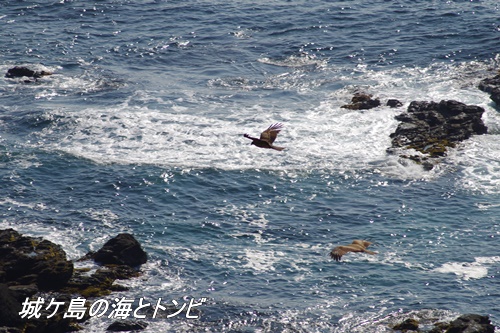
[{"xmin": 1, "ymin": 1, "xmax": 499, "ymax": 331}]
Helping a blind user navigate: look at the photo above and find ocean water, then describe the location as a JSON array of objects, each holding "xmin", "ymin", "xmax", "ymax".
[{"xmin": 1, "ymin": 0, "xmax": 500, "ymax": 332}]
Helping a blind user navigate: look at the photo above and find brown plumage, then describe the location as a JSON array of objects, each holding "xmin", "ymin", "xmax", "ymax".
[
  {"xmin": 244, "ymin": 123, "xmax": 285, "ymax": 151},
  {"xmin": 330, "ymin": 240, "xmax": 377, "ymax": 261}
]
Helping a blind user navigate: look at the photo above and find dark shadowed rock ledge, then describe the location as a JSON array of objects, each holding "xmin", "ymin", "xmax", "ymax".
[
  {"xmin": 478, "ymin": 74, "xmax": 500, "ymax": 106},
  {"xmin": 391, "ymin": 314, "xmax": 495, "ymax": 333},
  {"xmin": 0, "ymin": 229, "xmax": 147, "ymax": 333},
  {"xmin": 388, "ymin": 100, "xmax": 488, "ymax": 169}
]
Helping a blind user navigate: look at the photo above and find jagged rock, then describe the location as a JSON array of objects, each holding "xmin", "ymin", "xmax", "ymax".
[
  {"xmin": 5, "ymin": 66, "xmax": 52, "ymax": 81},
  {"xmin": 0, "ymin": 229, "xmax": 149, "ymax": 332},
  {"xmin": 429, "ymin": 322, "xmax": 452, "ymax": 333},
  {"xmin": 66, "ymin": 234, "xmax": 146, "ymax": 297},
  {"xmin": 445, "ymin": 314, "xmax": 495, "ymax": 333},
  {"xmin": 342, "ymin": 92, "xmax": 381, "ymax": 110},
  {"xmin": 392, "ymin": 318, "xmax": 420, "ymax": 332},
  {"xmin": 389, "ymin": 100, "xmax": 487, "ymax": 165},
  {"xmin": 478, "ymin": 74, "xmax": 500, "ymax": 106},
  {"xmin": 90, "ymin": 233, "xmax": 147, "ymax": 267},
  {"xmin": 0, "ymin": 229, "xmax": 73, "ymax": 291},
  {"xmin": 387, "ymin": 99, "xmax": 403, "ymax": 108},
  {"xmin": 107, "ymin": 320, "xmax": 148, "ymax": 331}
]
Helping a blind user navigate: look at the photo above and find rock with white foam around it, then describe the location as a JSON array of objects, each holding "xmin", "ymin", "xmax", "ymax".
[
  {"xmin": 478, "ymin": 74, "xmax": 500, "ymax": 106},
  {"xmin": 388, "ymin": 100, "xmax": 487, "ymax": 170}
]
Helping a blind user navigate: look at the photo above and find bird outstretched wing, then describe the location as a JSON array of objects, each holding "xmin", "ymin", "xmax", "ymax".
[
  {"xmin": 330, "ymin": 240, "xmax": 377, "ymax": 261},
  {"xmin": 260, "ymin": 123, "xmax": 283, "ymax": 144},
  {"xmin": 330, "ymin": 246, "xmax": 353, "ymax": 261},
  {"xmin": 352, "ymin": 240, "xmax": 372, "ymax": 248}
]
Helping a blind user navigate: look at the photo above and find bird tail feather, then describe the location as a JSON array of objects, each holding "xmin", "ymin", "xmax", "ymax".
[
  {"xmin": 271, "ymin": 145, "xmax": 285, "ymax": 151},
  {"xmin": 364, "ymin": 250, "xmax": 378, "ymax": 255}
]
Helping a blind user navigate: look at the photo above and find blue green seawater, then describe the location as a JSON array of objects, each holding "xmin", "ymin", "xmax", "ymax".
[{"xmin": 1, "ymin": 1, "xmax": 499, "ymax": 331}]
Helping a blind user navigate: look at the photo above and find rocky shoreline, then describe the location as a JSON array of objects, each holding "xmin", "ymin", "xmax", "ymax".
[
  {"xmin": 0, "ymin": 229, "xmax": 497, "ymax": 332},
  {"xmin": 388, "ymin": 99, "xmax": 488, "ymax": 170},
  {"xmin": 0, "ymin": 229, "xmax": 148, "ymax": 333},
  {"xmin": 341, "ymin": 71, "xmax": 500, "ymax": 171},
  {"xmin": 391, "ymin": 314, "xmax": 495, "ymax": 333}
]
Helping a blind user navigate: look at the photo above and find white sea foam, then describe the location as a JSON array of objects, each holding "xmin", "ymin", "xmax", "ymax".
[
  {"xmin": 35, "ymin": 102, "xmax": 400, "ymax": 173},
  {"xmin": 336, "ymin": 308, "xmax": 459, "ymax": 333},
  {"xmin": 432, "ymin": 256, "xmax": 500, "ymax": 280},
  {"xmin": 0, "ymin": 197, "xmax": 48, "ymax": 211},
  {"xmin": 433, "ymin": 262, "xmax": 488, "ymax": 280},
  {"xmin": 451, "ymin": 134, "xmax": 500, "ymax": 194},
  {"xmin": 28, "ymin": 59, "xmax": 500, "ymax": 193},
  {"xmin": 241, "ymin": 248, "xmax": 285, "ymax": 272},
  {"xmin": 258, "ymin": 53, "xmax": 328, "ymax": 68},
  {"xmin": 83, "ymin": 208, "xmax": 120, "ymax": 228}
]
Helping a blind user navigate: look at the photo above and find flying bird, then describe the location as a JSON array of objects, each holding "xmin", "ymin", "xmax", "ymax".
[
  {"xmin": 244, "ymin": 123, "xmax": 285, "ymax": 151},
  {"xmin": 330, "ymin": 240, "xmax": 377, "ymax": 261}
]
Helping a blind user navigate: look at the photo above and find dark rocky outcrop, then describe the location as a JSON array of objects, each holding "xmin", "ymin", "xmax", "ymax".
[
  {"xmin": 0, "ymin": 229, "xmax": 148, "ymax": 333},
  {"xmin": 342, "ymin": 92, "xmax": 381, "ymax": 110},
  {"xmin": 392, "ymin": 314, "xmax": 496, "ymax": 333},
  {"xmin": 0, "ymin": 229, "xmax": 73, "ymax": 291},
  {"xmin": 64, "ymin": 233, "xmax": 147, "ymax": 297},
  {"xmin": 0, "ymin": 229, "xmax": 83, "ymax": 333},
  {"xmin": 444, "ymin": 314, "xmax": 495, "ymax": 333},
  {"xmin": 389, "ymin": 100, "xmax": 487, "ymax": 168},
  {"xmin": 387, "ymin": 99, "xmax": 404, "ymax": 108},
  {"xmin": 478, "ymin": 74, "xmax": 500, "ymax": 106},
  {"xmin": 85, "ymin": 233, "xmax": 148, "ymax": 267},
  {"xmin": 5, "ymin": 66, "xmax": 52, "ymax": 81},
  {"xmin": 392, "ymin": 318, "xmax": 420, "ymax": 332}
]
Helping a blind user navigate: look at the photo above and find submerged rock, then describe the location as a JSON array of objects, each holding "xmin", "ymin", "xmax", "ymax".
[
  {"xmin": 342, "ymin": 92, "xmax": 381, "ymax": 110},
  {"xmin": 389, "ymin": 100, "xmax": 487, "ymax": 168}
]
